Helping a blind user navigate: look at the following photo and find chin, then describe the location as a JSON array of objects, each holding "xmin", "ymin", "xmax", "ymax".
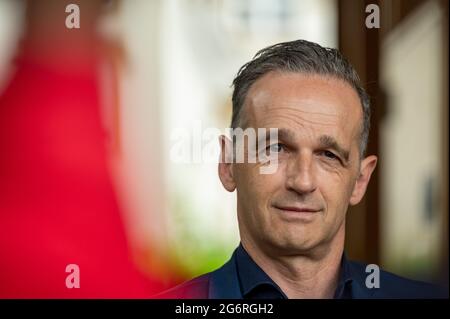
[{"xmin": 265, "ymin": 233, "xmax": 321, "ymax": 254}]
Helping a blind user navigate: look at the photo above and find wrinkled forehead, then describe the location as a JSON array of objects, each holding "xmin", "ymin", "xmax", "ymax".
[{"xmin": 244, "ymin": 72, "xmax": 363, "ymax": 143}]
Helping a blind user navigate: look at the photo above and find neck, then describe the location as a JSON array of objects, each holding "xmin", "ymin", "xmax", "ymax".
[{"xmin": 241, "ymin": 225, "xmax": 345, "ymax": 299}]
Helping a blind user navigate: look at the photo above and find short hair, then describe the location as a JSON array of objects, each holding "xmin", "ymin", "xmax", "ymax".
[{"xmin": 231, "ymin": 39, "xmax": 371, "ymax": 158}]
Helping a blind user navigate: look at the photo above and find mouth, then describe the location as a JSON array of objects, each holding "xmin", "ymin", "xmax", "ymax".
[
  {"xmin": 272, "ymin": 204, "xmax": 322, "ymax": 222},
  {"xmin": 273, "ymin": 205, "xmax": 321, "ymax": 213}
]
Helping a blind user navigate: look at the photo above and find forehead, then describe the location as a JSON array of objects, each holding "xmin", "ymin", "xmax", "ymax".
[{"xmin": 245, "ymin": 72, "xmax": 363, "ymax": 142}]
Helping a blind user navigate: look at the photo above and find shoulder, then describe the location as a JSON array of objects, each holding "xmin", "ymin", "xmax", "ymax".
[
  {"xmin": 154, "ymin": 250, "xmax": 242, "ymax": 299},
  {"xmin": 347, "ymin": 260, "xmax": 447, "ymax": 299},
  {"xmin": 154, "ymin": 273, "xmax": 212, "ymax": 299}
]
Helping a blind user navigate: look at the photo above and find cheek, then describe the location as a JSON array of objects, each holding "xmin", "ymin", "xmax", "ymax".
[
  {"xmin": 238, "ymin": 163, "xmax": 284, "ymax": 205},
  {"xmin": 316, "ymin": 167, "xmax": 355, "ymax": 211},
  {"xmin": 256, "ymin": 164, "xmax": 287, "ymax": 190}
]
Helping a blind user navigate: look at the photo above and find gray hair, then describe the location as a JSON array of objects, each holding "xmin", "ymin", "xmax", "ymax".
[{"xmin": 231, "ymin": 39, "xmax": 371, "ymax": 158}]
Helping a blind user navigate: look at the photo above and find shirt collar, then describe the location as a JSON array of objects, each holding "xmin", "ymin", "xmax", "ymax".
[
  {"xmin": 235, "ymin": 243, "xmax": 287, "ymax": 298},
  {"xmin": 235, "ymin": 243, "xmax": 354, "ymax": 299},
  {"xmin": 333, "ymin": 252, "xmax": 354, "ymax": 298}
]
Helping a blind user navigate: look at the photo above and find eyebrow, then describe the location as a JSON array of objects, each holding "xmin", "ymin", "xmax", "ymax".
[
  {"xmin": 257, "ymin": 128, "xmax": 296, "ymax": 147},
  {"xmin": 318, "ymin": 135, "xmax": 350, "ymax": 162},
  {"xmin": 258, "ymin": 128, "xmax": 350, "ymax": 161},
  {"xmin": 277, "ymin": 128, "xmax": 297, "ymax": 143}
]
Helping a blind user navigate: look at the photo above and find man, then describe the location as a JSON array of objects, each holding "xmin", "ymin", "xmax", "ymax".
[{"xmin": 159, "ymin": 39, "xmax": 446, "ymax": 299}]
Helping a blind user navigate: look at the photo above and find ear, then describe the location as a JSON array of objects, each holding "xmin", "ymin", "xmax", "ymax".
[
  {"xmin": 349, "ymin": 155, "xmax": 377, "ymax": 206},
  {"xmin": 218, "ymin": 135, "xmax": 236, "ymax": 192}
]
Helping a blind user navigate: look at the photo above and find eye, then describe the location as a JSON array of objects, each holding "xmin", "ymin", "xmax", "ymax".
[
  {"xmin": 322, "ymin": 150, "xmax": 338, "ymax": 160},
  {"xmin": 267, "ymin": 143, "xmax": 285, "ymax": 153}
]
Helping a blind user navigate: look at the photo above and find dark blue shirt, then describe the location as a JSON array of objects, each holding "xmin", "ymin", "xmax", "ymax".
[
  {"xmin": 235, "ymin": 244, "xmax": 352, "ymax": 299},
  {"xmin": 157, "ymin": 244, "xmax": 447, "ymax": 299}
]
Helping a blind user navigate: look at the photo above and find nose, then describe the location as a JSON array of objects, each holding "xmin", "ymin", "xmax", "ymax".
[{"xmin": 285, "ymin": 151, "xmax": 317, "ymax": 195}]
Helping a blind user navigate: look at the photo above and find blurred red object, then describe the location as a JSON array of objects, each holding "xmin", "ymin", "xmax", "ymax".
[{"xmin": 0, "ymin": 0, "xmax": 166, "ymax": 298}]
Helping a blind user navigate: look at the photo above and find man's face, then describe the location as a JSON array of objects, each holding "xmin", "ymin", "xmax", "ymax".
[{"xmin": 219, "ymin": 72, "xmax": 377, "ymax": 255}]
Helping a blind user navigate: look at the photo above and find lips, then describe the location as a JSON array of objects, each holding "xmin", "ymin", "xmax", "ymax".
[{"xmin": 273, "ymin": 205, "xmax": 321, "ymax": 213}]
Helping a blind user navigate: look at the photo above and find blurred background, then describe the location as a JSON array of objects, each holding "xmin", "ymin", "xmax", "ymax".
[{"xmin": 0, "ymin": 0, "xmax": 447, "ymax": 298}]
